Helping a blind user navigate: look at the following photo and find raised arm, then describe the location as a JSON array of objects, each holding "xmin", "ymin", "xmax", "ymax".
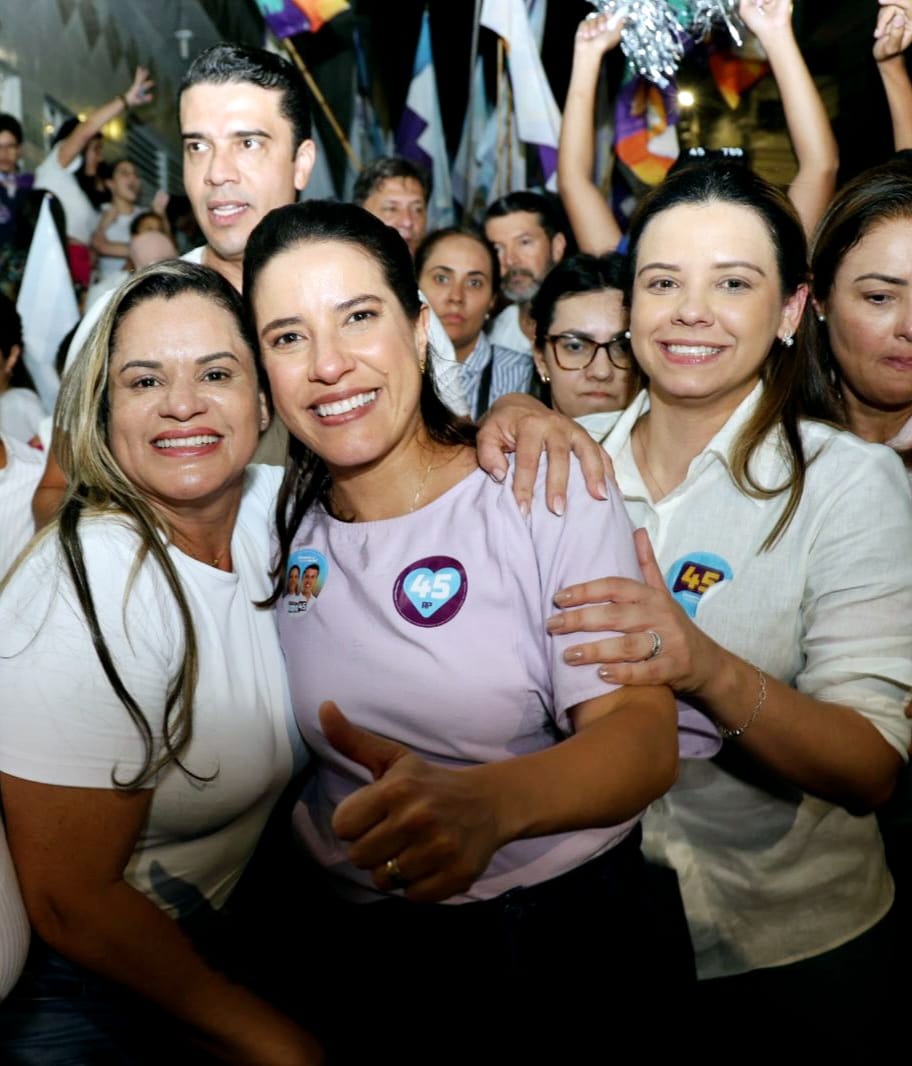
[
  {"xmin": 874, "ymin": 0, "xmax": 912, "ymax": 150},
  {"xmin": 91, "ymin": 205, "xmax": 130, "ymax": 260},
  {"xmin": 557, "ymin": 14, "xmax": 624, "ymax": 253},
  {"xmin": 739, "ymin": 0, "xmax": 838, "ymax": 237},
  {"xmin": 2, "ymin": 775, "xmax": 322, "ymax": 1064},
  {"xmin": 56, "ymin": 67, "xmax": 154, "ymax": 169}
]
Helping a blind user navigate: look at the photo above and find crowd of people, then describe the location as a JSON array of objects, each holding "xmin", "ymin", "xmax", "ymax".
[{"xmin": 0, "ymin": 0, "xmax": 911, "ymax": 1062}]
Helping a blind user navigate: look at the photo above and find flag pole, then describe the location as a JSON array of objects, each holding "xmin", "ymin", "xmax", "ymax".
[
  {"xmin": 495, "ymin": 36, "xmax": 505, "ymax": 198},
  {"xmin": 281, "ymin": 38, "xmax": 362, "ymax": 170},
  {"xmin": 461, "ymin": 0, "xmax": 484, "ymax": 221}
]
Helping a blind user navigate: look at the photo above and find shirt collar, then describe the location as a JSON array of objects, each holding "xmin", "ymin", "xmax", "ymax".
[
  {"xmin": 605, "ymin": 382, "xmax": 771, "ymax": 507},
  {"xmin": 462, "ymin": 332, "xmax": 492, "ymax": 373}
]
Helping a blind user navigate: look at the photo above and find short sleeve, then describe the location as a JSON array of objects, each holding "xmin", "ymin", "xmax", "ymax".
[
  {"xmin": 0, "ymin": 522, "xmax": 180, "ymax": 787},
  {"xmin": 529, "ymin": 460, "xmax": 641, "ymax": 731},
  {"xmin": 798, "ymin": 442, "xmax": 912, "ymax": 758}
]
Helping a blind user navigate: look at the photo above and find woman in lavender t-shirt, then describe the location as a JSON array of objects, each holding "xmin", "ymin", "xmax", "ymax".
[{"xmin": 244, "ymin": 201, "xmax": 712, "ymax": 1062}]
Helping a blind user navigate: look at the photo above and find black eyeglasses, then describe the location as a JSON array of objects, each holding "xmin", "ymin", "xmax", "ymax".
[{"xmin": 545, "ymin": 331, "xmax": 632, "ymax": 371}]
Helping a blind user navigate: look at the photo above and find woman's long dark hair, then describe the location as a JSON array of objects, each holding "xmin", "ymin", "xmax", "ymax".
[
  {"xmin": 244, "ymin": 200, "xmax": 476, "ymax": 605},
  {"xmin": 625, "ymin": 161, "xmax": 838, "ymax": 549}
]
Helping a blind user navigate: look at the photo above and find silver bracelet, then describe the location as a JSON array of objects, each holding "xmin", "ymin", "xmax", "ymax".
[{"xmin": 717, "ymin": 665, "xmax": 767, "ymax": 740}]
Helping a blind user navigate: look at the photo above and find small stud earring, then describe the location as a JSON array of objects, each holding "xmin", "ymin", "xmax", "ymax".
[
  {"xmin": 817, "ymin": 313, "xmax": 826, "ymax": 323},
  {"xmin": 624, "ymin": 330, "xmax": 631, "ymax": 340},
  {"xmin": 539, "ymin": 371, "xmax": 550, "ymax": 384},
  {"xmin": 780, "ymin": 333, "xmax": 794, "ymax": 348}
]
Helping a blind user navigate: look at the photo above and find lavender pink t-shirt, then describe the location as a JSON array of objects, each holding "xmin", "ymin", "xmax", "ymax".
[{"xmin": 279, "ymin": 458, "xmax": 716, "ymax": 903}]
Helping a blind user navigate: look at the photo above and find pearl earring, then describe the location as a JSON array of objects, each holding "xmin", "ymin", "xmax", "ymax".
[
  {"xmin": 817, "ymin": 313, "xmax": 826, "ymax": 323},
  {"xmin": 780, "ymin": 333, "xmax": 794, "ymax": 348}
]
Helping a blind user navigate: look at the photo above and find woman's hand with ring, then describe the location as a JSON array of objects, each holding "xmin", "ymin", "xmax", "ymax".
[
  {"xmin": 320, "ymin": 702, "xmax": 505, "ymax": 903},
  {"xmin": 546, "ymin": 529, "xmax": 723, "ymax": 695}
]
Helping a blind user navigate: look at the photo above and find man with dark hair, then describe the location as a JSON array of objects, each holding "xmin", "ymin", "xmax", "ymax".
[
  {"xmin": 0, "ymin": 114, "xmax": 34, "ymax": 249},
  {"xmin": 483, "ymin": 190, "xmax": 568, "ymax": 354},
  {"xmin": 41, "ymin": 44, "xmax": 317, "ymax": 521},
  {"xmin": 352, "ymin": 157, "xmax": 430, "ymax": 257},
  {"xmin": 177, "ymin": 42, "xmax": 315, "ymax": 291}
]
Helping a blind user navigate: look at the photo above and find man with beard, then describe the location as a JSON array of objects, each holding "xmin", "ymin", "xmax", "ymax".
[{"xmin": 483, "ymin": 192, "xmax": 568, "ymax": 355}]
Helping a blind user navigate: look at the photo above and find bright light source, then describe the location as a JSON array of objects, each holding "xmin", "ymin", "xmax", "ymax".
[{"xmin": 678, "ymin": 90, "xmax": 696, "ymax": 108}]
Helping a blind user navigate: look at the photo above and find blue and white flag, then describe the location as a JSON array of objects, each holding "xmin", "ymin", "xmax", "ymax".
[
  {"xmin": 344, "ymin": 26, "xmax": 393, "ymax": 200},
  {"xmin": 395, "ymin": 10, "xmax": 454, "ymax": 227},
  {"xmin": 480, "ymin": 0, "xmax": 560, "ymax": 191}
]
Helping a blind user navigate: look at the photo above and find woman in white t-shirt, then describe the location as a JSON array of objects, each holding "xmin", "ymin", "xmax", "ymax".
[
  {"xmin": 241, "ymin": 200, "xmax": 712, "ymax": 1064},
  {"xmin": 509, "ymin": 160, "xmax": 912, "ymax": 1059},
  {"xmin": 34, "ymin": 68, "xmax": 153, "ymax": 289},
  {"xmin": 0, "ymin": 261, "xmax": 322, "ymax": 1063}
]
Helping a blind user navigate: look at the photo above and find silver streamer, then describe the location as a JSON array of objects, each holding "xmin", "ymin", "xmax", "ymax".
[
  {"xmin": 588, "ymin": 1, "xmax": 686, "ymax": 87},
  {"xmin": 689, "ymin": 0, "xmax": 742, "ymax": 47},
  {"xmin": 588, "ymin": 0, "xmax": 744, "ymax": 85}
]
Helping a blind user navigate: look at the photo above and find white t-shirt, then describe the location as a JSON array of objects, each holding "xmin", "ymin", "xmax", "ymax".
[
  {"xmin": 0, "ymin": 820, "xmax": 28, "ymax": 1002},
  {"xmin": 280, "ymin": 458, "xmax": 717, "ymax": 903},
  {"xmin": 34, "ymin": 143, "xmax": 100, "ymax": 246},
  {"xmin": 96, "ymin": 207, "xmax": 143, "ymax": 279},
  {"xmin": 0, "ymin": 388, "xmax": 46, "ymax": 443},
  {"xmin": 603, "ymin": 385, "xmax": 912, "ymax": 978},
  {"xmin": 0, "ymin": 465, "xmax": 302, "ymax": 918},
  {"xmin": 488, "ymin": 303, "xmax": 531, "ymax": 355},
  {"xmin": 0, "ymin": 432, "xmax": 44, "ymax": 580}
]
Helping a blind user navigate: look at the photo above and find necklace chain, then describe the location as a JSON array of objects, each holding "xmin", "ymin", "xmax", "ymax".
[{"xmin": 633, "ymin": 419, "xmax": 672, "ymax": 500}]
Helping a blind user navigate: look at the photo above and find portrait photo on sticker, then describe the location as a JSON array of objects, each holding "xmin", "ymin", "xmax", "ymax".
[{"xmin": 285, "ymin": 548, "xmax": 328, "ymax": 614}]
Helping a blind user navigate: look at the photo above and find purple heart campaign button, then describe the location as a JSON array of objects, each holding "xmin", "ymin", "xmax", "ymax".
[{"xmin": 393, "ymin": 556, "xmax": 468, "ymax": 628}]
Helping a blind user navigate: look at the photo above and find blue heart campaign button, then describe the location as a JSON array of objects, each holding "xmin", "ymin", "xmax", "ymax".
[{"xmin": 393, "ymin": 556, "xmax": 468, "ymax": 628}]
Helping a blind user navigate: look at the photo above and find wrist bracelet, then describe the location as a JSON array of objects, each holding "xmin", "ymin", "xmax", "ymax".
[
  {"xmin": 119, "ymin": 93, "xmax": 130, "ymax": 111},
  {"xmin": 717, "ymin": 665, "xmax": 767, "ymax": 740}
]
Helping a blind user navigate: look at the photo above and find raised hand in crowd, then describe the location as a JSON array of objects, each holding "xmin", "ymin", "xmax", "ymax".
[
  {"xmin": 874, "ymin": 0, "xmax": 912, "ymax": 151},
  {"xmin": 739, "ymin": 0, "xmax": 838, "ymax": 236}
]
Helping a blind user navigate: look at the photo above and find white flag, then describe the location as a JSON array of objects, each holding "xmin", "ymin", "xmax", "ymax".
[
  {"xmin": 480, "ymin": 0, "xmax": 560, "ymax": 190},
  {"xmin": 16, "ymin": 195, "xmax": 79, "ymax": 411}
]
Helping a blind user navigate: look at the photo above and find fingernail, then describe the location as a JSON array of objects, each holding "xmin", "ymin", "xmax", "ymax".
[
  {"xmin": 518, "ymin": 499, "xmax": 530, "ymax": 518},
  {"xmin": 546, "ymin": 615, "xmax": 564, "ymax": 631},
  {"xmin": 598, "ymin": 666, "xmax": 613, "ymax": 680},
  {"xmin": 553, "ymin": 590, "xmax": 572, "ymax": 604},
  {"xmin": 553, "ymin": 494, "xmax": 565, "ymax": 517},
  {"xmin": 490, "ymin": 466, "xmax": 506, "ymax": 483},
  {"xmin": 564, "ymin": 648, "xmax": 583, "ymax": 662}
]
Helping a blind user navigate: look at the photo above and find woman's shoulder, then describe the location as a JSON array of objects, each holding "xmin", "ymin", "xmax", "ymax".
[{"xmin": 798, "ymin": 419, "xmax": 910, "ymax": 489}]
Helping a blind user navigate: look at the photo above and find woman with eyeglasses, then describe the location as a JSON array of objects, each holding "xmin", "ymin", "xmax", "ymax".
[{"xmin": 530, "ymin": 253, "xmax": 640, "ymax": 435}]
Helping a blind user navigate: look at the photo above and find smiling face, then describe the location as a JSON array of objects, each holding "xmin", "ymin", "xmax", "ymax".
[
  {"xmin": 630, "ymin": 200, "xmax": 805, "ymax": 415},
  {"xmin": 361, "ymin": 177, "xmax": 427, "ymax": 257},
  {"xmin": 534, "ymin": 289, "xmax": 631, "ymax": 418},
  {"xmin": 253, "ymin": 240, "xmax": 428, "ymax": 477},
  {"xmin": 301, "ymin": 565, "xmax": 319, "ymax": 595},
  {"xmin": 417, "ymin": 233, "xmax": 495, "ymax": 361},
  {"xmin": 822, "ymin": 216, "xmax": 912, "ymax": 419},
  {"xmin": 484, "ymin": 210, "xmax": 566, "ymax": 304},
  {"xmin": 108, "ymin": 160, "xmax": 141, "ymax": 206},
  {"xmin": 180, "ymin": 81, "xmax": 315, "ymax": 275},
  {"xmin": 107, "ymin": 292, "xmax": 267, "ymax": 517}
]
